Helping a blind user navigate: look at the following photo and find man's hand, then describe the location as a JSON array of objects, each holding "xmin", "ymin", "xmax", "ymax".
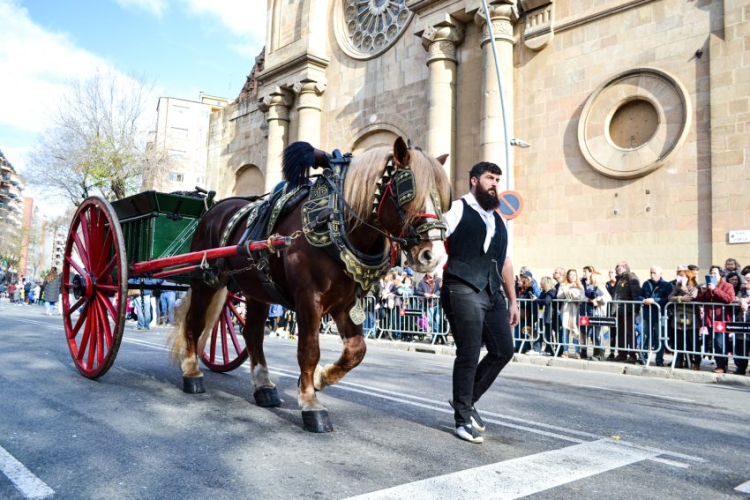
[
  {"xmin": 508, "ymin": 301, "xmax": 519, "ymax": 328},
  {"xmin": 643, "ymin": 298, "xmax": 655, "ymax": 305},
  {"xmin": 708, "ymin": 283, "xmax": 716, "ymax": 291}
]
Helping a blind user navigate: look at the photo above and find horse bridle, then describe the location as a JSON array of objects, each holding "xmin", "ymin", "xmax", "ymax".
[{"xmin": 372, "ymin": 156, "xmax": 447, "ymax": 252}]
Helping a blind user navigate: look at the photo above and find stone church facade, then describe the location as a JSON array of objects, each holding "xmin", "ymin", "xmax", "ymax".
[{"xmin": 205, "ymin": 0, "xmax": 750, "ymax": 276}]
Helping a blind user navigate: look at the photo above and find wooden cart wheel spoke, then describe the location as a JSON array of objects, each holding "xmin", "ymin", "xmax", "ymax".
[
  {"xmin": 63, "ymin": 196, "xmax": 127, "ymax": 379},
  {"xmin": 76, "ymin": 308, "xmax": 94, "ymax": 363},
  {"xmin": 95, "ymin": 232, "xmax": 115, "ymax": 277},
  {"xmin": 72, "ymin": 227, "xmax": 90, "ymax": 269},
  {"xmin": 200, "ymin": 293, "xmax": 249, "ymax": 372},
  {"xmin": 65, "ymin": 255, "xmax": 87, "ymax": 278},
  {"xmin": 96, "ymin": 291, "xmax": 119, "ymax": 321},
  {"xmin": 69, "ymin": 301, "xmax": 90, "ymax": 339},
  {"xmin": 225, "ymin": 308, "xmax": 243, "ymax": 353},
  {"xmin": 77, "ymin": 210, "xmax": 93, "ymax": 263}
]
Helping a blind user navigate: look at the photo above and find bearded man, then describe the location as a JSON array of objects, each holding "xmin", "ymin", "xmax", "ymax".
[{"xmin": 441, "ymin": 161, "xmax": 519, "ymax": 444}]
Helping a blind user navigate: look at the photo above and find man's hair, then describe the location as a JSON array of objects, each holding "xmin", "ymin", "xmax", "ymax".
[{"xmin": 469, "ymin": 162, "xmax": 502, "ymax": 188}]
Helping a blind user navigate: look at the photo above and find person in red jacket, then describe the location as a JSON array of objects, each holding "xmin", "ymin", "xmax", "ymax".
[{"xmin": 696, "ymin": 265, "xmax": 736, "ymax": 373}]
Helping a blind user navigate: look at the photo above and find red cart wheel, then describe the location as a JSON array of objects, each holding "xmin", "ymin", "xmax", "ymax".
[
  {"xmin": 62, "ymin": 196, "xmax": 127, "ymax": 379},
  {"xmin": 200, "ymin": 292, "xmax": 249, "ymax": 372}
]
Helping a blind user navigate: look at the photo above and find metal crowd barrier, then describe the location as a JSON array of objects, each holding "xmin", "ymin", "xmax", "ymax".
[
  {"xmin": 664, "ymin": 301, "xmax": 750, "ymax": 369},
  {"xmin": 374, "ymin": 295, "xmax": 451, "ymax": 344}
]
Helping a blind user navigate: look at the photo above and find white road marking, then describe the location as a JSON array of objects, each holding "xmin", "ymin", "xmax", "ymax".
[
  {"xmin": 571, "ymin": 384, "xmax": 696, "ymax": 403},
  {"xmin": 650, "ymin": 457, "xmax": 689, "ymax": 468},
  {"xmin": 736, "ymin": 479, "xmax": 750, "ymax": 493},
  {"xmin": 0, "ymin": 445, "xmax": 54, "ymax": 499},
  {"xmin": 269, "ymin": 366, "xmax": 703, "ymax": 463},
  {"xmin": 343, "ymin": 439, "xmax": 659, "ymax": 500}
]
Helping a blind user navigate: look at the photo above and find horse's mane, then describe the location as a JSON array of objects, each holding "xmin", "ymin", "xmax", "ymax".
[
  {"xmin": 282, "ymin": 141, "xmax": 452, "ymax": 225},
  {"xmin": 342, "ymin": 146, "xmax": 452, "ymax": 225}
]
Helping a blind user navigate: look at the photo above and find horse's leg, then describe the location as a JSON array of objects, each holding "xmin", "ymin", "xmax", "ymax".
[
  {"xmin": 295, "ymin": 303, "xmax": 331, "ymax": 432},
  {"xmin": 243, "ymin": 299, "xmax": 280, "ymax": 407},
  {"xmin": 313, "ymin": 306, "xmax": 367, "ymax": 392},
  {"xmin": 169, "ymin": 283, "xmax": 227, "ymax": 394}
]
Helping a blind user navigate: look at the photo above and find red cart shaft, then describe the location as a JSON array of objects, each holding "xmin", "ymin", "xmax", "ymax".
[{"xmin": 129, "ymin": 237, "xmax": 291, "ymax": 276}]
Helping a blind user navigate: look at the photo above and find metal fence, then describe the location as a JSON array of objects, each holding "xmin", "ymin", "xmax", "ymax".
[{"xmin": 311, "ymin": 295, "xmax": 750, "ymax": 370}]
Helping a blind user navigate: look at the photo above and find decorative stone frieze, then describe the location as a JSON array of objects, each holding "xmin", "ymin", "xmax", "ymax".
[
  {"xmin": 420, "ymin": 22, "xmax": 464, "ymax": 64},
  {"xmin": 474, "ymin": 1, "xmax": 519, "ymax": 47},
  {"xmin": 520, "ymin": 0, "xmax": 554, "ymax": 51}
]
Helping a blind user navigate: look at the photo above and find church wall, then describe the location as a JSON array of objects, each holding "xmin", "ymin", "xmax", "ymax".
[{"xmin": 513, "ymin": 0, "xmax": 727, "ymax": 277}]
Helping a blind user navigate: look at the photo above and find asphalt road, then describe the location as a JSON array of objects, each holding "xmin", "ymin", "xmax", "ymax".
[{"xmin": 1, "ymin": 303, "xmax": 750, "ymax": 500}]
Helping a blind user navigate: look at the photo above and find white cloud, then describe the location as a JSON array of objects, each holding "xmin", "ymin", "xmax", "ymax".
[
  {"xmin": 180, "ymin": 0, "xmax": 266, "ymax": 41},
  {"xmin": 114, "ymin": 0, "xmax": 167, "ymax": 17},
  {"xmin": 0, "ymin": 0, "xmax": 108, "ymax": 134}
]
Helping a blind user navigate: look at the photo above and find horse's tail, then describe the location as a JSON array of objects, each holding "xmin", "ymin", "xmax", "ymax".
[
  {"xmin": 282, "ymin": 141, "xmax": 330, "ymax": 188},
  {"xmin": 167, "ymin": 287, "xmax": 228, "ymax": 366}
]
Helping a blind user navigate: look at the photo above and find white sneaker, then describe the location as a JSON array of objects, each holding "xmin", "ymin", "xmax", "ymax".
[{"xmin": 455, "ymin": 425, "xmax": 483, "ymax": 444}]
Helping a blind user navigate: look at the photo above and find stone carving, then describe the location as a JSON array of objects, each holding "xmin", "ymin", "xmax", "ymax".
[
  {"xmin": 336, "ymin": 0, "xmax": 414, "ymax": 59},
  {"xmin": 235, "ymin": 48, "xmax": 266, "ymax": 104},
  {"xmin": 474, "ymin": 2, "xmax": 519, "ymax": 45},
  {"xmin": 521, "ymin": 0, "xmax": 554, "ymax": 51},
  {"xmin": 419, "ymin": 21, "xmax": 465, "ymax": 63}
]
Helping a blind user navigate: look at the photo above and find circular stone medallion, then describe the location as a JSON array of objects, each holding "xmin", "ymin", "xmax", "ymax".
[{"xmin": 578, "ymin": 68, "xmax": 692, "ymax": 179}]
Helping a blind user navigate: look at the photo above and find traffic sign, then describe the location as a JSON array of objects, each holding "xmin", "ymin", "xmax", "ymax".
[{"xmin": 496, "ymin": 190, "xmax": 523, "ymax": 220}]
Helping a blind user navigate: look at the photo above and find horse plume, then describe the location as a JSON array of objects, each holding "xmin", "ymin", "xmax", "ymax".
[{"xmin": 283, "ymin": 142, "xmax": 315, "ymax": 188}]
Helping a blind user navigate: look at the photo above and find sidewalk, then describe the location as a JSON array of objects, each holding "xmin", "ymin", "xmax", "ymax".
[{"xmin": 353, "ymin": 335, "xmax": 750, "ymax": 388}]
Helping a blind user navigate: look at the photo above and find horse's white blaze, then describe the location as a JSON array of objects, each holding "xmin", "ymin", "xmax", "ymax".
[{"xmin": 251, "ymin": 365, "xmax": 275, "ymax": 390}]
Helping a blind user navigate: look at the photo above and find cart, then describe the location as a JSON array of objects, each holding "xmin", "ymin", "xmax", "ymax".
[{"xmin": 61, "ymin": 190, "xmax": 291, "ymax": 379}]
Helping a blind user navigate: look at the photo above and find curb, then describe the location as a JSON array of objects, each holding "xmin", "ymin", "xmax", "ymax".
[{"xmin": 359, "ymin": 336, "xmax": 750, "ymax": 388}]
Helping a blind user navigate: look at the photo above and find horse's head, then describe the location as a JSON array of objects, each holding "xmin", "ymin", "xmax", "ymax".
[{"xmin": 346, "ymin": 137, "xmax": 451, "ymax": 273}]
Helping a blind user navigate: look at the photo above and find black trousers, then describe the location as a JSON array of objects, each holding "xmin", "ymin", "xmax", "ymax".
[{"xmin": 443, "ymin": 279, "xmax": 514, "ymax": 426}]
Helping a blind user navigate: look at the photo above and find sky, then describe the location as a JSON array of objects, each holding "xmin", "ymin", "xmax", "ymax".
[{"xmin": 0, "ymin": 0, "xmax": 266, "ymax": 211}]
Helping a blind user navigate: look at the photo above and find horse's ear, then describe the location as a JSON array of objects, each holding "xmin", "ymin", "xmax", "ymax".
[
  {"xmin": 436, "ymin": 154, "xmax": 449, "ymax": 166},
  {"xmin": 393, "ymin": 137, "xmax": 410, "ymax": 168}
]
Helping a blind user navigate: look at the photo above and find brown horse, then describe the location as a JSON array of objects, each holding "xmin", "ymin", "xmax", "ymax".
[{"xmin": 169, "ymin": 137, "xmax": 451, "ymax": 432}]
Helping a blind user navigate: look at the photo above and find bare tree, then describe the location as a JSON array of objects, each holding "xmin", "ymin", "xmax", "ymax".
[{"xmin": 26, "ymin": 68, "xmax": 166, "ymax": 205}]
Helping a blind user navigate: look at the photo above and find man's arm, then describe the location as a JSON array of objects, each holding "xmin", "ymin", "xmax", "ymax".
[{"xmin": 502, "ymin": 257, "xmax": 519, "ymax": 327}]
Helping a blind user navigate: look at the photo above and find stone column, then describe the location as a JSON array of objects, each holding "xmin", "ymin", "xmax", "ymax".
[
  {"xmin": 258, "ymin": 88, "xmax": 294, "ymax": 193},
  {"xmin": 420, "ymin": 21, "xmax": 464, "ymax": 178},
  {"xmin": 293, "ymin": 79, "xmax": 326, "ymax": 146},
  {"xmin": 474, "ymin": 2, "xmax": 519, "ymax": 171}
]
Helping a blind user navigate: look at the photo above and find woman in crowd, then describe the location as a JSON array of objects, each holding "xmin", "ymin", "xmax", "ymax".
[
  {"xmin": 396, "ymin": 275, "xmax": 414, "ymax": 341},
  {"xmin": 516, "ymin": 274, "xmax": 538, "ymax": 353},
  {"xmin": 580, "ymin": 265, "xmax": 597, "ymax": 359},
  {"xmin": 588, "ymin": 271, "xmax": 612, "ymax": 361},
  {"xmin": 697, "ymin": 265, "xmax": 736, "ymax": 374},
  {"xmin": 668, "ymin": 267, "xmax": 701, "ymax": 369},
  {"xmin": 556, "ymin": 269, "xmax": 585, "ymax": 358},
  {"xmin": 535, "ymin": 277, "xmax": 558, "ymax": 355},
  {"xmin": 43, "ymin": 268, "xmax": 62, "ymax": 316}
]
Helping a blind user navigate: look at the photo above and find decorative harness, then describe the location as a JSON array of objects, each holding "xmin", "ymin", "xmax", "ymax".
[{"xmin": 301, "ymin": 149, "xmax": 447, "ymax": 322}]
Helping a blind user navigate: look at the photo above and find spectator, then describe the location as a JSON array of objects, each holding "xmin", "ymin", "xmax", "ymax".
[
  {"xmin": 268, "ymin": 304, "xmax": 283, "ymax": 335},
  {"xmin": 396, "ymin": 275, "xmax": 414, "ymax": 341},
  {"xmin": 612, "ymin": 261, "xmax": 641, "ymax": 363},
  {"xmin": 415, "ymin": 271, "xmax": 444, "ymax": 344},
  {"xmin": 128, "ymin": 278, "xmax": 155, "ymax": 331},
  {"xmin": 724, "ymin": 258, "xmax": 743, "ymax": 283},
  {"xmin": 23, "ymin": 279, "xmax": 31, "ymax": 305},
  {"xmin": 668, "ymin": 266, "xmax": 701, "ymax": 369},
  {"xmin": 158, "ymin": 280, "xmax": 177, "ymax": 326},
  {"xmin": 43, "ymin": 268, "xmax": 62, "ymax": 316},
  {"xmin": 535, "ymin": 277, "xmax": 557, "ymax": 355},
  {"xmin": 726, "ymin": 272, "xmax": 742, "ymax": 301},
  {"xmin": 638, "ymin": 266, "xmax": 674, "ymax": 366},
  {"xmin": 580, "ymin": 266, "xmax": 597, "ymax": 359},
  {"xmin": 733, "ymin": 298, "xmax": 749, "ymax": 375},
  {"xmin": 8, "ymin": 282, "xmax": 17, "ymax": 304},
  {"xmin": 739, "ymin": 272, "xmax": 750, "ymax": 301},
  {"xmin": 556, "ymin": 269, "xmax": 584, "ymax": 358},
  {"xmin": 588, "ymin": 272, "xmax": 612, "ymax": 361},
  {"xmin": 519, "ymin": 267, "xmax": 542, "ymax": 297},
  {"xmin": 696, "ymin": 265, "xmax": 735, "ymax": 374},
  {"xmin": 516, "ymin": 274, "xmax": 538, "ymax": 353}
]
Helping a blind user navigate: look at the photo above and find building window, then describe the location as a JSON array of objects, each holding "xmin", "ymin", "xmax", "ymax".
[{"xmin": 168, "ymin": 173, "xmax": 184, "ymax": 182}]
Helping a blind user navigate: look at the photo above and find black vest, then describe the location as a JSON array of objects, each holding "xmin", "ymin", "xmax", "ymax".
[{"xmin": 444, "ymin": 199, "xmax": 507, "ymax": 293}]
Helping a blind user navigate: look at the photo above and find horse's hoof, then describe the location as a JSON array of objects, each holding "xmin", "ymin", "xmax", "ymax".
[
  {"xmin": 302, "ymin": 410, "xmax": 333, "ymax": 433},
  {"xmin": 254, "ymin": 387, "xmax": 281, "ymax": 407},
  {"xmin": 183, "ymin": 376, "xmax": 205, "ymax": 394}
]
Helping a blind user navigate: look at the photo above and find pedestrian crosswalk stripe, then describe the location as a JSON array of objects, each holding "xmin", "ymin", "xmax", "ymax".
[{"xmin": 343, "ymin": 439, "xmax": 659, "ymax": 500}]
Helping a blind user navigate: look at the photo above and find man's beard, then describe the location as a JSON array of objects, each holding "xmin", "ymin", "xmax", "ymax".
[{"xmin": 475, "ymin": 184, "xmax": 500, "ymax": 211}]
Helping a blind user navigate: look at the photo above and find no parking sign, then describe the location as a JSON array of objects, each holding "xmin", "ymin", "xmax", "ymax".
[{"xmin": 496, "ymin": 190, "xmax": 524, "ymax": 220}]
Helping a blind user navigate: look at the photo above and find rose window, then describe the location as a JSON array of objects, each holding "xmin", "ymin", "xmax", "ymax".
[{"xmin": 335, "ymin": 0, "xmax": 414, "ymax": 60}]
